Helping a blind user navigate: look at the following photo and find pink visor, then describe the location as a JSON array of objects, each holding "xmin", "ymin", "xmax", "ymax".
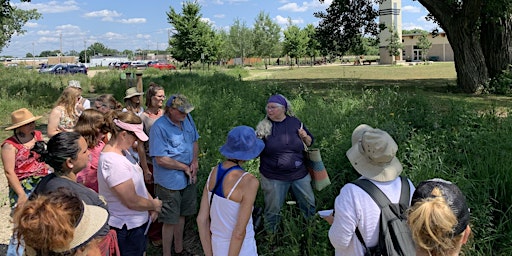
[{"xmin": 113, "ymin": 119, "xmax": 148, "ymax": 141}]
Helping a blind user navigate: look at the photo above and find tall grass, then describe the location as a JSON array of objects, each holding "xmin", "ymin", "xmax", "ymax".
[{"xmin": 1, "ymin": 66, "xmax": 511, "ymax": 255}]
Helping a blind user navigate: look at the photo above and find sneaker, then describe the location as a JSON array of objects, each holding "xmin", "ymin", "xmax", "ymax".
[{"xmin": 150, "ymin": 240, "xmax": 162, "ymax": 247}]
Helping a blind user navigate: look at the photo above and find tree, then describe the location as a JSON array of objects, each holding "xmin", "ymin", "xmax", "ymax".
[
  {"xmin": 25, "ymin": 52, "xmax": 33, "ymax": 57},
  {"xmin": 253, "ymin": 11, "xmax": 281, "ymax": 69},
  {"xmin": 282, "ymin": 20, "xmax": 309, "ymax": 68},
  {"xmin": 167, "ymin": 1, "xmax": 213, "ymax": 70},
  {"xmin": 0, "ymin": 0, "xmax": 41, "ymax": 52},
  {"xmin": 318, "ymin": 0, "xmax": 512, "ymax": 93},
  {"xmin": 228, "ymin": 18, "xmax": 253, "ymax": 66},
  {"xmin": 304, "ymin": 24, "xmax": 320, "ymax": 66},
  {"xmin": 416, "ymin": 32, "xmax": 432, "ymax": 61},
  {"xmin": 386, "ymin": 27, "xmax": 403, "ymax": 64}
]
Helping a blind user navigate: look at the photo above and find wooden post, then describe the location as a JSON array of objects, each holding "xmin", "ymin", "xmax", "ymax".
[{"xmin": 136, "ymin": 72, "xmax": 143, "ymax": 103}]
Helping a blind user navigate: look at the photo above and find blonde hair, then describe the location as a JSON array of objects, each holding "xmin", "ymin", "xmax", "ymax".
[
  {"xmin": 55, "ymin": 87, "xmax": 81, "ymax": 120},
  {"xmin": 407, "ymin": 187, "xmax": 464, "ymax": 256}
]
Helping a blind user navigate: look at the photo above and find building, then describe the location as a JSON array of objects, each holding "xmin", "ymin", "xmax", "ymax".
[
  {"xmin": 402, "ymin": 32, "xmax": 453, "ymax": 62},
  {"xmin": 379, "ymin": 0, "xmax": 403, "ymax": 64}
]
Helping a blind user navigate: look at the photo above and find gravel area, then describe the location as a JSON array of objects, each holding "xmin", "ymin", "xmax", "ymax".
[{"xmin": 0, "ymin": 168, "xmax": 12, "ymax": 254}]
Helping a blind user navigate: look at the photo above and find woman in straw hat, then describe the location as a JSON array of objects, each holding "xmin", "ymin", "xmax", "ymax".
[
  {"xmin": 197, "ymin": 126, "xmax": 264, "ymax": 256},
  {"xmin": 123, "ymin": 87, "xmax": 145, "ymax": 116},
  {"xmin": 2, "ymin": 108, "xmax": 50, "ymax": 256},
  {"xmin": 325, "ymin": 124, "xmax": 415, "ymax": 256},
  {"xmin": 47, "ymin": 86, "xmax": 82, "ymax": 137},
  {"xmin": 407, "ymin": 179, "xmax": 471, "ymax": 256},
  {"xmin": 14, "ymin": 188, "xmax": 109, "ymax": 256}
]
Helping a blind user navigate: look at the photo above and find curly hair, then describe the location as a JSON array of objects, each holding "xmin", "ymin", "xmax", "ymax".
[
  {"xmin": 74, "ymin": 109, "xmax": 105, "ymax": 148},
  {"xmin": 14, "ymin": 188, "xmax": 82, "ymax": 255}
]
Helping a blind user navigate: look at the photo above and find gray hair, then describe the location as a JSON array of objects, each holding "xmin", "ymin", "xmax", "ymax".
[{"xmin": 255, "ymin": 96, "xmax": 296, "ymax": 139}]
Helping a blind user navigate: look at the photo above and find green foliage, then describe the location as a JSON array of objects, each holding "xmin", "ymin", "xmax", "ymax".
[
  {"xmin": 2, "ymin": 67, "xmax": 512, "ymax": 255},
  {"xmin": 0, "ymin": 0, "xmax": 41, "ymax": 52},
  {"xmin": 282, "ymin": 22, "xmax": 309, "ymax": 65},
  {"xmin": 416, "ymin": 32, "xmax": 432, "ymax": 61},
  {"xmin": 386, "ymin": 27, "xmax": 403, "ymax": 58},
  {"xmin": 228, "ymin": 18, "xmax": 254, "ymax": 65},
  {"xmin": 253, "ymin": 12, "xmax": 281, "ymax": 68},
  {"xmin": 488, "ymin": 66, "xmax": 512, "ymax": 95}
]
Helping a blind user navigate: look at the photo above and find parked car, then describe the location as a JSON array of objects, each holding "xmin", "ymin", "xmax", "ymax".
[
  {"xmin": 130, "ymin": 61, "xmax": 147, "ymax": 69},
  {"xmin": 149, "ymin": 63, "xmax": 176, "ymax": 70},
  {"xmin": 68, "ymin": 64, "xmax": 88, "ymax": 74},
  {"xmin": 39, "ymin": 64, "xmax": 69, "ymax": 74},
  {"xmin": 120, "ymin": 62, "xmax": 131, "ymax": 70}
]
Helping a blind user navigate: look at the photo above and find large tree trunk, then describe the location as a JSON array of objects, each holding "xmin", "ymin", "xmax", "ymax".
[
  {"xmin": 418, "ymin": 0, "xmax": 488, "ymax": 93},
  {"xmin": 480, "ymin": 15, "xmax": 512, "ymax": 78},
  {"xmin": 447, "ymin": 26, "xmax": 488, "ymax": 93}
]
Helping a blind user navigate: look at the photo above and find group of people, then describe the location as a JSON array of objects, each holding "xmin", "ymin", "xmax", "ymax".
[{"xmin": 1, "ymin": 79, "xmax": 471, "ymax": 256}]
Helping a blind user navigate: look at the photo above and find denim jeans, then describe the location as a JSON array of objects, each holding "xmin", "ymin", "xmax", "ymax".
[
  {"xmin": 7, "ymin": 234, "xmax": 24, "ymax": 256},
  {"xmin": 260, "ymin": 174, "xmax": 316, "ymax": 233},
  {"xmin": 113, "ymin": 223, "xmax": 148, "ymax": 256}
]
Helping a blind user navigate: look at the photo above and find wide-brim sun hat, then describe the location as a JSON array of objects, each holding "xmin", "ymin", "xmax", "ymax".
[
  {"xmin": 25, "ymin": 201, "xmax": 108, "ymax": 255},
  {"xmin": 5, "ymin": 108, "xmax": 42, "ymax": 130},
  {"xmin": 346, "ymin": 124, "xmax": 403, "ymax": 182},
  {"xmin": 220, "ymin": 126, "xmax": 265, "ymax": 161},
  {"xmin": 68, "ymin": 80, "xmax": 82, "ymax": 89},
  {"xmin": 124, "ymin": 87, "xmax": 144, "ymax": 99}
]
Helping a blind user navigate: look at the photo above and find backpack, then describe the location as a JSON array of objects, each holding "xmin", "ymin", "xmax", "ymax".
[{"xmin": 351, "ymin": 176, "xmax": 416, "ymax": 256}]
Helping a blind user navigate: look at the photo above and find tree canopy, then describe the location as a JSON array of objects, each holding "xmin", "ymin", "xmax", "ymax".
[
  {"xmin": 318, "ymin": 0, "xmax": 512, "ymax": 93},
  {"xmin": 0, "ymin": 0, "xmax": 41, "ymax": 52}
]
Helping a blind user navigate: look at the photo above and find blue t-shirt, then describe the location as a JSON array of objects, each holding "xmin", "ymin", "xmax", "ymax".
[
  {"xmin": 149, "ymin": 114, "xmax": 199, "ymax": 190},
  {"xmin": 259, "ymin": 116, "xmax": 314, "ymax": 181}
]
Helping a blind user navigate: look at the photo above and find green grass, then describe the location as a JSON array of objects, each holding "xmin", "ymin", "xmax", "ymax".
[{"xmin": 1, "ymin": 64, "xmax": 512, "ymax": 255}]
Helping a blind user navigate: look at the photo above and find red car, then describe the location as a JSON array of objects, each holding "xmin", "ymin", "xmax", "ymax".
[{"xmin": 150, "ymin": 63, "xmax": 176, "ymax": 70}]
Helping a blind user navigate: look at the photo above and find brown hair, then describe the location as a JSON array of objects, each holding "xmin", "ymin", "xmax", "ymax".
[
  {"xmin": 95, "ymin": 94, "xmax": 122, "ymax": 112},
  {"xmin": 103, "ymin": 110, "xmax": 142, "ymax": 138},
  {"xmin": 55, "ymin": 87, "xmax": 81, "ymax": 120},
  {"xmin": 407, "ymin": 187, "xmax": 463, "ymax": 256},
  {"xmin": 74, "ymin": 109, "xmax": 105, "ymax": 148},
  {"xmin": 14, "ymin": 188, "xmax": 82, "ymax": 255},
  {"xmin": 145, "ymin": 82, "xmax": 165, "ymax": 108}
]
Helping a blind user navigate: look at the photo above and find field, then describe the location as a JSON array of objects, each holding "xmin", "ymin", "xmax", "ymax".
[{"xmin": 1, "ymin": 62, "xmax": 511, "ymax": 255}]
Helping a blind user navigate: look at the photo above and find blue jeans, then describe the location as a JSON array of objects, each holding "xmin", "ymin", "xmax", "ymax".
[
  {"xmin": 260, "ymin": 174, "xmax": 316, "ymax": 233},
  {"xmin": 7, "ymin": 234, "xmax": 24, "ymax": 256},
  {"xmin": 113, "ymin": 223, "xmax": 148, "ymax": 256}
]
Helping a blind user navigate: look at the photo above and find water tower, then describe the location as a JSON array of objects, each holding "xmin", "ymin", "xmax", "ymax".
[{"xmin": 379, "ymin": 0, "xmax": 402, "ymax": 64}]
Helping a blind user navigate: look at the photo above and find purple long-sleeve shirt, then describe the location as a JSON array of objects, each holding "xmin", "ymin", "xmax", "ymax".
[{"xmin": 259, "ymin": 116, "xmax": 314, "ymax": 181}]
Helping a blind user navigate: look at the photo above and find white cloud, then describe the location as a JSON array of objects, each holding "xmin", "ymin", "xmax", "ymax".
[
  {"xmin": 37, "ymin": 30, "xmax": 52, "ymax": 35},
  {"xmin": 227, "ymin": 0, "xmax": 248, "ymax": 3},
  {"xmin": 275, "ymin": 15, "xmax": 304, "ymax": 25},
  {"xmin": 25, "ymin": 22, "xmax": 39, "ymax": 28},
  {"xmin": 213, "ymin": 0, "xmax": 224, "ymax": 4},
  {"xmin": 103, "ymin": 32, "xmax": 124, "ymax": 40},
  {"xmin": 84, "ymin": 10, "xmax": 122, "ymax": 21},
  {"xmin": 279, "ymin": 3, "xmax": 308, "ymax": 12},
  {"xmin": 201, "ymin": 17, "xmax": 215, "ymax": 25},
  {"xmin": 39, "ymin": 37, "xmax": 59, "ymax": 43},
  {"xmin": 214, "ymin": 14, "xmax": 225, "ymax": 18},
  {"xmin": 15, "ymin": 0, "xmax": 80, "ymax": 14},
  {"xmin": 136, "ymin": 34, "xmax": 151, "ymax": 39},
  {"xmin": 402, "ymin": 5, "xmax": 421, "ymax": 13},
  {"xmin": 118, "ymin": 18, "xmax": 146, "ymax": 24}
]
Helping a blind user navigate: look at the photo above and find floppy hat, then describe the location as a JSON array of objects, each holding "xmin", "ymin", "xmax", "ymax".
[
  {"xmin": 346, "ymin": 124, "xmax": 403, "ymax": 182},
  {"xmin": 412, "ymin": 179, "xmax": 470, "ymax": 236},
  {"xmin": 5, "ymin": 108, "xmax": 42, "ymax": 130},
  {"xmin": 68, "ymin": 80, "xmax": 82, "ymax": 89},
  {"xmin": 220, "ymin": 126, "xmax": 265, "ymax": 161},
  {"xmin": 166, "ymin": 94, "xmax": 195, "ymax": 113},
  {"xmin": 113, "ymin": 119, "xmax": 148, "ymax": 141},
  {"xmin": 124, "ymin": 87, "xmax": 144, "ymax": 99},
  {"xmin": 25, "ymin": 201, "xmax": 109, "ymax": 255}
]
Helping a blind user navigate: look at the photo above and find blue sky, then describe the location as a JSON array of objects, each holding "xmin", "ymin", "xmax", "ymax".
[{"xmin": 3, "ymin": 0, "xmax": 437, "ymax": 57}]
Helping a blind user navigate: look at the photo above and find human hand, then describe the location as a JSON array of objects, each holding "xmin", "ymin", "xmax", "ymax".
[
  {"xmin": 323, "ymin": 214, "xmax": 334, "ymax": 225},
  {"xmin": 298, "ymin": 127, "xmax": 308, "ymax": 140},
  {"xmin": 152, "ymin": 198, "xmax": 162, "ymax": 213},
  {"xmin": 144, "ymin": 170, "xmax": 153, "ymax": 184},
  {"xmin": 16, "ymin": 194, "xmax": 28, "ymax": 209},
  {"xmin": 149, "ymin": 210, "xmax": 159, "ymax": 222}
]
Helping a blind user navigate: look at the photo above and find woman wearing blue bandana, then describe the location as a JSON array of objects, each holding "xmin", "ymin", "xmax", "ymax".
[{"xmin": 255, "ymin": 94, "xmax": 316, "ymax": 233}]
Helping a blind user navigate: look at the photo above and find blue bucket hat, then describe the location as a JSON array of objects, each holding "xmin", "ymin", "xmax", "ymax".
[{"xmin": 220, "ymin": 126, "xmax": 265, "ymax": 161}]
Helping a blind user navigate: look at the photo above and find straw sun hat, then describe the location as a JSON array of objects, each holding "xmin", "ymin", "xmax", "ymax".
[{"xmin": 5, "ymin": 108, "xmax": 42, "ymax": 131}]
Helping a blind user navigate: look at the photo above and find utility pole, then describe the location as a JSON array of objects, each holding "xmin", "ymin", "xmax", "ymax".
[
  {"xmin": 59, "ymin": 32, "xmax": 62, "ymax": 63},
  {"xmin": 32, "ymin": 42, "xmax": 35, "ymax": 67},
  {"xmin": 84, "ymin": 40, "xmax": 87, "ymax": 64}
]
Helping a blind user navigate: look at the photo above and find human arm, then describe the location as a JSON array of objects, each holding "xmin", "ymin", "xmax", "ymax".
[
  {"xmin": 136, "ymin": 142, "xmax": 151, "ymax": 183},
  {"xmin": 47, "ymin": 107, "xmax": 63, "ymax": 137},
  {"xmin": 328, "ymin": 185, "xmax": 359, "ymax": 250},
  {"xmin": 110, "ymin": 179, "xmax": 162, "ymax": 212},
  {"xmin": 1, "ymin": 144, "xmax": 27, "ymax": 207},
  {"xmin": 298, "ymin": 122, "xmax": 314, "ymax": 147},
  {"xmin": 228, "ymin": 175, "xmax": 259, "ymax": 256},
  {"xmin": 190, "ymin": 141, "xmax": 199, "ymax": 184},
  {"xmin": 154, "ymin": 156, "xmax": 192, "ymax": 177},
  {"xmin": 197, "ymin": 183, "xmax": 213, "ymax": 256}
]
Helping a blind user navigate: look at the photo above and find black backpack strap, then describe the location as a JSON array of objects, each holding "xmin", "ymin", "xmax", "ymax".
[
  {"xmin": 398, "ymin": 176, "xmax": 410, "ymax": 210},
  {"xmin": 355, "ymin": 227, "xmax": 370, "ymax": 254},
  {"xmin": 350, "ymin": 178, "xmax": 392, "ymax": 209}
]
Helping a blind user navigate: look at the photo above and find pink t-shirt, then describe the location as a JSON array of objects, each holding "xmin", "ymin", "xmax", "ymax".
[
  {"xmin": 98, "ymin": 151, "xmax": 149, "ymax": 229},
  {"xmin": 77, "ymin": 140, "xmax": 105, "ymax": 192}
]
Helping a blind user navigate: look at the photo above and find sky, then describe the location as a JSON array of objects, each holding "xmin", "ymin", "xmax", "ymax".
[{"xmin": 2, "ymin": 0, "xmax": 438, "ymax": 57}]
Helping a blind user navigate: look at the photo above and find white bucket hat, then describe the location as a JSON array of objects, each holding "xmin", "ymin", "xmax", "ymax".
[{"xmin": 346, "ymin": 124, "xmax": 403, "ymax": 182}]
